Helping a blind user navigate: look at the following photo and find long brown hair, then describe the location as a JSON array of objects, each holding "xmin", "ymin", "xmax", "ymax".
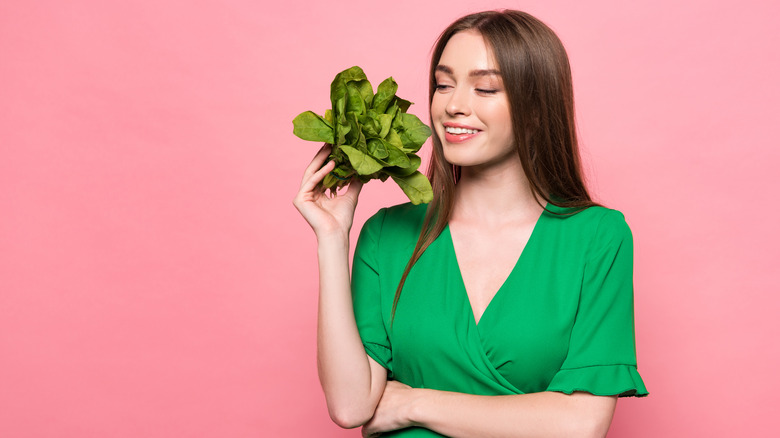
[{"xmin": 391, "ymin": 10, "xmax": 599, "ymax": 322}]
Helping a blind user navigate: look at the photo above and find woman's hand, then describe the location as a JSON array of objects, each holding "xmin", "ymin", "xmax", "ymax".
[
  {"xmin": 361, "ymin": 380, "xmax": 418, "ymax": 437},
  {"xmin": 293, "ymin": 144, "xmax": 363, "ymax": 240}
]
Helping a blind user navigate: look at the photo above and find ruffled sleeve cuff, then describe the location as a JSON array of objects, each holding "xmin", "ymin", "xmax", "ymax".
[{"xmin": 546, "ymin": 364, "xmax": 648, "ymax": 397}]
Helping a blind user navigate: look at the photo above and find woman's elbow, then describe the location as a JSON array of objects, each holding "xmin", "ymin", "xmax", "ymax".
[{"xmin": 328, "ymin": 405, "xmax": 373, "ymax": 429}]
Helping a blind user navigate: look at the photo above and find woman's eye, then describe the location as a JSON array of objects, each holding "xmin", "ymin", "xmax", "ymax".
[
  {"xmin": 476, "ymin": 88, "xmax": 498, "ymax": 95},
  {"xmin": 435, "ymin": 84, "xmax": 452, "ymax": 91}
]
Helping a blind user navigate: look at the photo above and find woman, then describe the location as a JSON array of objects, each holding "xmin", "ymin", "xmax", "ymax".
[{"xmin": 294, "ymin": 10, "xmax": 647, "ymax": 437}]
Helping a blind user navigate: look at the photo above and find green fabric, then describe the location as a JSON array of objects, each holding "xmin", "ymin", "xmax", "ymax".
[{"xmin": 351, "ymin": 203, "xmax": 648, "ymax": 437}]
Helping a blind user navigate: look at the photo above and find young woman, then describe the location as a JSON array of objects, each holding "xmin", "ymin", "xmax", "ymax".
[{"xmin": 294, "ymin": 10, "xmax": 648, "ymax": 437}]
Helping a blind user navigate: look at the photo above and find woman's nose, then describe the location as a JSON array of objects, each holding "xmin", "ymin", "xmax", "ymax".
[{"xmin": 446, "ymin": 87, "xmax": 471, "ymax": 117}]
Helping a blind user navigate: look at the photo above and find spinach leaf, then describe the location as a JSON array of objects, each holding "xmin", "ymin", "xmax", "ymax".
[
  {"xmin": 372, "ymin": 77, "xmax": 398, "ymax": 113},
  {"xmin": 393, "ymin": 113, "xmax": 431, "ymax": 152},
  {"xmin": 391, "ymin": 171, "xmax": 434, "ymax": 205},
  {"xmin": 381, "ymin": 141, "xmax": 411, "ymax": 168},
  {"xmin": 384, "ymin": 154, "xmax": 421, "ymax": 177},
  {"xmin": 341, "ymin": 145, "xmax": 383, "ymax": 175},
  {"xmin": 367, "ymin": 138, "xmax": 389, "ymax": 160},
  {"xmin": 292, "ymin": 111, "xmax": 334, "ymax": 143},
  {"xmin": 345, "ymin": 82, "xmax": 366, "ymax": 115}
]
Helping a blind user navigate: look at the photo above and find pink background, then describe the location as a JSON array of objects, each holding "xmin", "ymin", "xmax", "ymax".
[{"xmin": 1, "ymin": 0, "xmax": 778, "ymax": 436}]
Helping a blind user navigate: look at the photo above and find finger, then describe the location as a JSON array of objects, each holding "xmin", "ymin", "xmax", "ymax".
[
  {"xmin": 361, "ymin": 424, "xmax": 378, "ymax": 438},
  {"xmin": 300, "ymin": 144, "xmax": 331, "ymax": 187},
  {"xmin": 300, "ymin": 159, "xmax": 336, "ymax": 194},
  {"xmin": 300, "ymin": 144, "xmax": 332, "ymax": 187},
  {"xmin": 344, "ymin": 177, "xmax": 363, "ymax": 200}
]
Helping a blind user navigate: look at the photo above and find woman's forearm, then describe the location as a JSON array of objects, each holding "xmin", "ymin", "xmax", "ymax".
[
  {"xmin": 409, "ymin": 389, "xmax": 617, "ymax": 438},
  {"xmin": 316, "ymin": 232, "xmax": 384, "ymax": 428}
]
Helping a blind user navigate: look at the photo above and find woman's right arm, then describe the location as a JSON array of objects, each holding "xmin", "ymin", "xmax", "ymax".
[{"xmin": 292, "ymin": 145, "xmax": 388, "ymax": 429}]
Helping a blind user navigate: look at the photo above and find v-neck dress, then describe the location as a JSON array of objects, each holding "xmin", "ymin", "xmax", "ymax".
[{"xmin": 351, "ymin": 202, "xmax": 648, "ymax": 437}]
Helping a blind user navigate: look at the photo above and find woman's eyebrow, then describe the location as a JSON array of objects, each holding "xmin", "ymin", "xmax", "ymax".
[
  {"xmin": 435, "ymin": 65, "xmax": 502, "ymax": 77},
  {"xmin": 469, "ymin": 68, "xmax": 501, "ymax": 77},
  {"xmin": 435, "ymin": 65, "xmax": 454, "ymax": 75}
]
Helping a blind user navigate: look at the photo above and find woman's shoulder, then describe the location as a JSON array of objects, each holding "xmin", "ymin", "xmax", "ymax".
[
  {"xmin": 359, "ymin": 202, "xmax": 428, "ymax": 240},
  {"xmin": 546, "ymin": 203, "xmax": 628, "ymax": 227},
  {"xmin": 544, "ymin": 204, "xmax": 632, "ymax": 252}
]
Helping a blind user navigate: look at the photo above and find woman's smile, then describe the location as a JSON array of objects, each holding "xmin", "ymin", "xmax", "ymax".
[{"xmin": 443, "ymin": 123, "xmax": 482, "ymax": 143}]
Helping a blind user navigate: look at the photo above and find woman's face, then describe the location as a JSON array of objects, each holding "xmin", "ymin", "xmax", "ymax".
[{"xmin": 431, "ymin": 30, "xmax": 515, "ymax": 170}]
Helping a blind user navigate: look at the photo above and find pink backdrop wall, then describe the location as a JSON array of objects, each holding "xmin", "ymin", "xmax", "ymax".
[{"xmin": 2, "ymin": 0, "xmax": 778, "ymax": 436}]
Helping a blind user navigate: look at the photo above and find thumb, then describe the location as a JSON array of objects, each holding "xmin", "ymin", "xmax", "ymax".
[{"xmin": 345, "ymin": 178, "xmax": 363, "ymax": 199}]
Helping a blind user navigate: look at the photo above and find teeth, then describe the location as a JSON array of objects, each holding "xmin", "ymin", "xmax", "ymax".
[{"xmin": 445, "ymin": 126, "xmax": 478, "ymax": 135}]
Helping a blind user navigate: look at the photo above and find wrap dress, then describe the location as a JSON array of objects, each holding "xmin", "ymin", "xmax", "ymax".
[{"xmin": 352, "ymin": 202, "xmax": 648, "ymax": 437}]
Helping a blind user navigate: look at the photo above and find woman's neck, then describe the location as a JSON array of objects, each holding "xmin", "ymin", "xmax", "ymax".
[{"xmin": 450, "ymin": 157, "xmax": 543, "ymax": 226}]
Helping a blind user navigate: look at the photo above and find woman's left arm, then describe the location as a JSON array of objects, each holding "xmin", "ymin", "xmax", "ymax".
[{"xmin": 363, "ymin": 380, "xmax": 616, "ymax": 438}]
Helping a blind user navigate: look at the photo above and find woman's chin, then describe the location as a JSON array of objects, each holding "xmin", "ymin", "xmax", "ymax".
[{"xmin": 443, "ymin": 149, "xmax": 479, "ymax": 168}]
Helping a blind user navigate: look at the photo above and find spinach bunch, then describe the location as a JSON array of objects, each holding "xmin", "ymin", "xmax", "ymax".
[{"xmin": 293, "ymin": 66, "xmax": 433, "ymax": 205}]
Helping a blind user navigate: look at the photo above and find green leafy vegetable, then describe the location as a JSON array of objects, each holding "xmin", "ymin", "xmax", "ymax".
[
  {"xmin": 293, "ymin": 66, "xmax": 433, "ymax": 205},
  {"xmin": 292, "ymin": 111, "xmax": 334, "ymax": 144}
]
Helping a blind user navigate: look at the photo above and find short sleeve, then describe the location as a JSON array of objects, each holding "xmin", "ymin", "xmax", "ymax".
[
  {"xmin": 546, "ymin": 210, "xmax": 648, "ymax": 397},
  {"xmin": 351, "ymin": 208, "xmax": 393, "ymax": 374}
]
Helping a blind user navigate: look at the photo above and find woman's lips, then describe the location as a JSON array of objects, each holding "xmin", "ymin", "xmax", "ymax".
[{"xmin": 443, "ymin": 127, "xmax": 481, "ymax": 143}]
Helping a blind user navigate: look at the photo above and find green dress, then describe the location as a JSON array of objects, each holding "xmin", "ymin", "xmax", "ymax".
[{"xmin": 352, "ymin": 202, "xmax": 648, "ymax": 437}]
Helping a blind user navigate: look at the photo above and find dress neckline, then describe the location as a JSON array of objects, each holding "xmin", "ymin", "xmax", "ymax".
[{"xmin": 444, "ymin": 204, "xmax": 548, "ymax": 328}]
